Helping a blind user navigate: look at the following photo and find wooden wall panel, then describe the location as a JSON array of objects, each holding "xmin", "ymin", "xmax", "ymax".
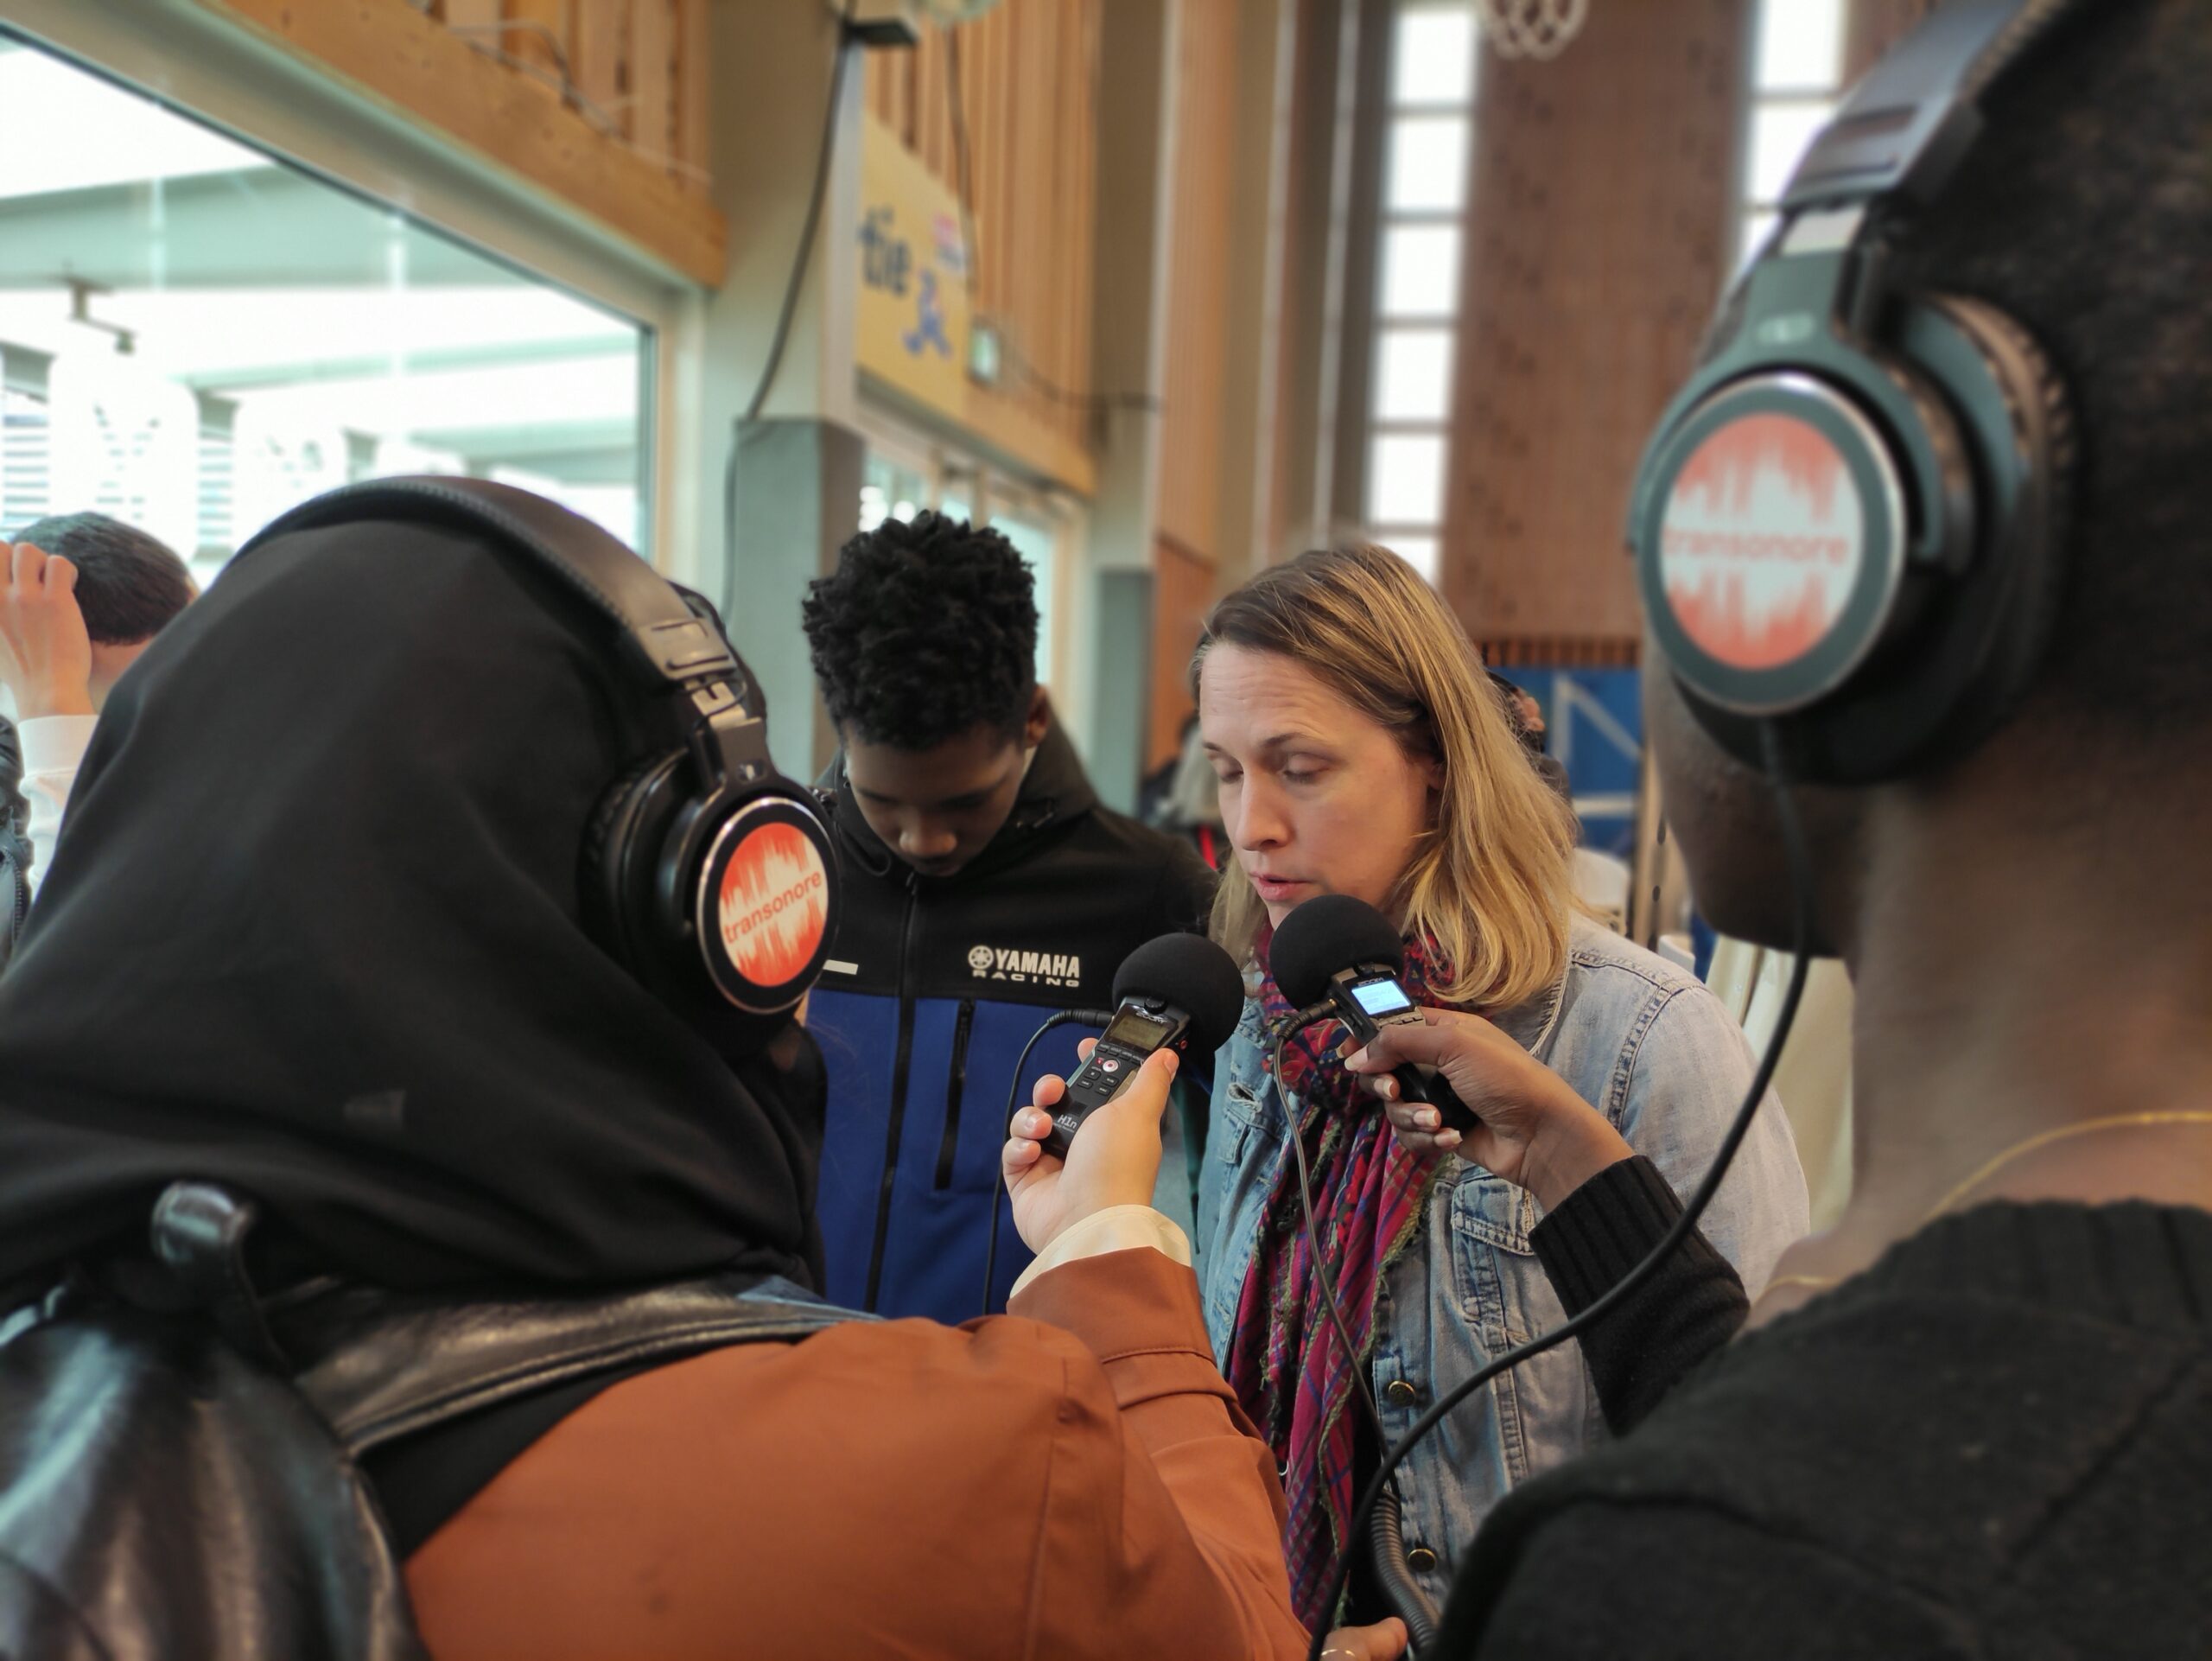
[
  {"xmin": 1154, "ymin": 0, "xmax": 1241, "ymax": 563},
  {"xmin": 861, "ymin": 2, "xmax": 1103, "ymax": 470},
  {"xmin": 1151, "ymin": 534, "xmax": 1217, "ymax": 769},
  {"xmin": 217, "ymin": 0, "xmax": 722, "ymax": 283},
  {"xmin": 574, "ymin": 0, "xmax": 626, "ymax": 119},
  {"xmin": 1441, "ymin": 0, "xmax": 1750, "ymax": 649},
  {"xmin": 420, "ymin": 0, "xmax": 715, "ymax": 188},
  {"xmin": 629, "ymin": 0, "xmax": 678, "ymax": 166},
  {"xmin": 502, "ymin": 0, "xmax": 566, "ymax": 78}
]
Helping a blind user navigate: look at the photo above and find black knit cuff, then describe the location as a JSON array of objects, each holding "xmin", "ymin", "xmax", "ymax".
[{"xmin": 1531, "ymin": 1155, "xmax": 1727, "ymax": 1316}]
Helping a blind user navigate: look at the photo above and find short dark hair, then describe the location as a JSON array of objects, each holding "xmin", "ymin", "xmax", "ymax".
[
  {"xmin": 803, "ymin": 512, "xmax": 1038, "ymax": 749},
  {"xmin": 1884, "ymin": 0, "xmax": 2211, "ymax": 748},
  {"xmin": 14, "ymin": 513, "xmax": 194, "ymax": 646}
]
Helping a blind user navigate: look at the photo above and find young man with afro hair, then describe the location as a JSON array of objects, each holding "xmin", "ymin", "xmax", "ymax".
[{"xmin": 802, "ymin": 511, "xmax": 1215, "ymax": 1321}]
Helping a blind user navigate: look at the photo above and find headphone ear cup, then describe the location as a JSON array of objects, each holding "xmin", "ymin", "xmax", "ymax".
[
  {"xmin": 676, "ymin": 788, "xmax": 838, "ymax": 1014},
  {"xmin": 580, "ymin": 753, "xmax": 686, "ymax": 987},
  {"xmin": 1787, "ymin": 292, "xmax": 2074, "ymax": 781},
  {"xmin": 1661, "ymin": 295, "xmax": 2075, "ymax": 787},
  {"xmin": 1919, "ymin": 294, "xmax": 2077, "ymax": 730}
]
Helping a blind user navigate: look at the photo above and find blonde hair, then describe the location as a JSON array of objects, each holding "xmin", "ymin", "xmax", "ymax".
[{"xmin": 1190, "ymin": 544, "xmax": 1576, "ymax": 1010}]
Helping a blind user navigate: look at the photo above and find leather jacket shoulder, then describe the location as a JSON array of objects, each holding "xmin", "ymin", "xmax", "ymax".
[{"xmin": 0, "ymin": 1185, "xmax": 865, "ymax": 1661}]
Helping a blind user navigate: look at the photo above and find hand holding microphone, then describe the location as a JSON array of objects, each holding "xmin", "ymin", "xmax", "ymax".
[
  {"xmin": 1344, "ymin": 1009, "xmax": 1630, "ymax": 1209},
  {"xmin": 1272, "ymin": 893, "xmax": 1630, "ymax": 1206}
]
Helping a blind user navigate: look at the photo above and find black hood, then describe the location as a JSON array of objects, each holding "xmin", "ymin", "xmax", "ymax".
[
  {"xmin": 816, "ymin": 714, "xmax": 1099, "ymax": 887},
  {"xmin": 0, "ymin": 513, "xmax": 824, "ymax": 1296}
]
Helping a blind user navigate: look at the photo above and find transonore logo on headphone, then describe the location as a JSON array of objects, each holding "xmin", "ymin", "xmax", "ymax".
[
  {"xmin": 715, "ymin": 818, "xmax": 830, "ymax": 993},
  {"xmin": 1657, "ymin": 411, "xmax": 1866, "ymax": 671}
]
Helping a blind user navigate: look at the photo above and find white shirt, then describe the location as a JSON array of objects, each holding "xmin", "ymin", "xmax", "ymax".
[{"xmin": 15, "ymin": 713, "xmax": 94, "ymax": 898}]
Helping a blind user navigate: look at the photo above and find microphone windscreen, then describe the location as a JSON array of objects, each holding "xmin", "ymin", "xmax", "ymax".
[
  {"xmin": 1269, "ymin": 894, "xmax": 1404, "ymax": 1008},
  {"xmin": 1112, "ymin": 932, "xmax": 1247, "ymax": 1056}
]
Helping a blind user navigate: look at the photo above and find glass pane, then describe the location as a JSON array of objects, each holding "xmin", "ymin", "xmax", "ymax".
[
  {"xmin": 0, "ymin": 39, "xmax": 651, "ymax": 565},
  {"xmin": 994, "ymin": 513, "xmax": 1058, "ymax": 688},
  {"xmin": 1381, "ymin": 224, "xmax": 1462, "ymax": 317},
  {"xmin": 1368, "ymin": 432, "xmax": 1447, "ymax": 525},
  {"xmin": 1376, "ymin": 328, "xmax": 1455, "ymax": 423},
  {"xmin": 1387, "ymin": 116, "xmax": 1470, "ymax": 213},
  {"xmin": 1747, "ymin": 99, "xmax": 1834, "ymax": 205},
  {"xmin": 1379, "ymin": 533, "xmax": 1440, "ymax": 584},
  {"xmin": 1755, "ymin": 0, "xmax": 1844, "ymax": 92},
  {"xmin": 860, "ymin": 453, "xmax": 929, "ymax": 532},
  {"xmin": 1394, "ymin": 8, "xmax": 1477, "ymax": 105},
  {"xmin": 1737, "ymin": 208, "xmax": 1780, "ymax": 272}
]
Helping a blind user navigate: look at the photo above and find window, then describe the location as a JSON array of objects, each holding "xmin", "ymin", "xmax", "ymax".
[
  {"xmin": 0, "ymin": 36, "xmax": 653, "ymax": 581},
  {"xmin": 1736, "ymin": 0, "xmax": 1847, "ymax": 268},
  {"xmin": 1362, "ymin": 2, "xmax": 1479, "ymax": 585}
]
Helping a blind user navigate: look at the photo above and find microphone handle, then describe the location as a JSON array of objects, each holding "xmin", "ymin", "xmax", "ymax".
[{"xmin": 1392, "ymin": 1063, "xmax": 1478, "ymax": 1135}]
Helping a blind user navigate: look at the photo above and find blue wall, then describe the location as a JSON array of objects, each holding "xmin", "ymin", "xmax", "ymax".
[{"xmin": 1493, "ymin": 668, "xmax": 1643, "ymax": 860}]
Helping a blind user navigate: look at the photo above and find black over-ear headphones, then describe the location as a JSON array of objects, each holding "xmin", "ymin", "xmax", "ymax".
[
  {"xmin": 237, "ymin": 476, "xmax": 838, "ymax": 1015},
  {"xmin": 1628, "ymin": 0, "xmax": 2084, "ymax": 786}
]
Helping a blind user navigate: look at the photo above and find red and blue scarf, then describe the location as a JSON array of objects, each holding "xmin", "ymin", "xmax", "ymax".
[{"xmin": 1224, "ymin": 926, "xmax": 1451, "ymax": 1630}]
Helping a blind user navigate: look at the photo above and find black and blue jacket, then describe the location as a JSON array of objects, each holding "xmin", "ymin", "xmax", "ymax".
[{"xmin": 807, "ymin": 722, "xmax": 1215, "ymax": 1322}]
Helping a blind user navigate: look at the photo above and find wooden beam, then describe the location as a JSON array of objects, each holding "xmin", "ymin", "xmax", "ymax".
[{"xmin": 192, "ymin": 0, "xmax": 726, "ymax": 286}]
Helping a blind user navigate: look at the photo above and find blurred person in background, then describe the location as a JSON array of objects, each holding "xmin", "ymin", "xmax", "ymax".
[
  {"xmin": 1490, "ymin": 670, "xmax": 1572, "ymax": 805},
  {"xmin": 0, "ymin": 514, "xmax": 196, "ymax": 909},
  {"xmin": 1144, "ymin": 710, "xmax": 1231, "ymax": 873}
]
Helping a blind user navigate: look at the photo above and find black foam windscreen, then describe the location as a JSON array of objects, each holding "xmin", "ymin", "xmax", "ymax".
[
  {"xmin": 1112, "ymin": 932, "xmax": 1247, "ymax": 1057},
  {"xmin": 1269, "ymin": 894, "xmax": 1404, "ymax": 1008}
]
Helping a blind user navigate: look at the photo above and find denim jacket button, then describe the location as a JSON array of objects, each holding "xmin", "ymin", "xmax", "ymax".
[
  {"xmin": 1385, "ymin": 1378, "xmax": 1420, "ymax": 1406},
  {"xmin": 1406, "ymin": 1546, "xmax": 1439, "ymax": 1573}
]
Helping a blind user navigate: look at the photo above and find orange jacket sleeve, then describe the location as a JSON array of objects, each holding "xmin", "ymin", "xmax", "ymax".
[
  {"xmin": 1007, "ymin": 1245, "xmax": 1307, "ymax": 1659},
  {"xmin": 406, "ymin": 1246, "xmax": 1305, "ymax": 1660}
]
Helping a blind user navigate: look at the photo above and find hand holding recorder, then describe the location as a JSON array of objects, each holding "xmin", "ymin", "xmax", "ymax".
[
  {"xmin": 1002, "ymin": 1041, "xmax": 1181, "ymax": 1255},
  {"xmin": 1344, "ymin": 1013, "xmax": 1630, "ymax": 1209}
]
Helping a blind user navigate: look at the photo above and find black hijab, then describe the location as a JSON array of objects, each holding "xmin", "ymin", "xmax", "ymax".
[{"xmin": 0, "ymin": 513, "xmax": 823, "ymax": 1294}]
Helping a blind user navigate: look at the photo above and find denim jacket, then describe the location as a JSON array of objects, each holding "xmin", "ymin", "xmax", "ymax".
[{"xmin": 1194, "ymin": 916, "xmax": 1808, "ymax": 1601}]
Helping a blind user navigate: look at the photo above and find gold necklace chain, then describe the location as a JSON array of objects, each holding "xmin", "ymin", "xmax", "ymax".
[{"xmin": 1759, "ymin": 1111, "xmax": 2212, "ymax": 1301}]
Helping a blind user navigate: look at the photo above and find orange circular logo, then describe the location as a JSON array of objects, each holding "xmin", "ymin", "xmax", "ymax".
[
  {"xmin": 1658, "ymin": 411, "xmax": 1866, "ymax": 671},
  {"xmin": 715, "ymin": 820, "xmax": 830, "ymax": 990}
]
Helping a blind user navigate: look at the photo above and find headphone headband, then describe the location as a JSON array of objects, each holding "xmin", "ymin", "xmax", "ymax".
[
  {"xmin": 237, "ymin": 474, "xmax": 836, "ymax": 1016},
  {"xmin": 238, "ymin": 477, "xmax": 745, "ymax": 700},
  {"xmin": 1783, "ymin": 0, "xmax": 2083, "ymax": 216}
]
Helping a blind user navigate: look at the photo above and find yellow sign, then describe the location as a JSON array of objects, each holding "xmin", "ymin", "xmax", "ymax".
[{"xmin": 857, "ymin": 116, "xmax": 972, "ymax": 418}]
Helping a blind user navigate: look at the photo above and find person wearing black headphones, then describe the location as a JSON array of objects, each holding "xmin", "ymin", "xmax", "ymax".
[{"xmin": 1322, "ymin": 2, "xmax": 2209, "ymax": 1651}]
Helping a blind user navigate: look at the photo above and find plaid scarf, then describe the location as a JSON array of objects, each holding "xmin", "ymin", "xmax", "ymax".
[{"xmin": 1223, "ymin": 926, "xmax": 1449, "ymax": 1631}]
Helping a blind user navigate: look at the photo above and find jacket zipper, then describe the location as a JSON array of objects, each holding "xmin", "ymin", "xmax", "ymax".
[
  {"xmin": 4, "ymin": 846, "xmax": 27, "ymax": 961},
  {"xmin": 933, "ymin": 998, "xmax": 978, "ymax": 1191},
  {"xmin": 862, "ymin": 872, "xmax": 921, "ymax": 1312}
]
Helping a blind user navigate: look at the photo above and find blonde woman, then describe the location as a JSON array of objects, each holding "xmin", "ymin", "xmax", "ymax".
[{"xmin": 1190, "ymin": 545, "xmax": 1808, "ymax": 1628}]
